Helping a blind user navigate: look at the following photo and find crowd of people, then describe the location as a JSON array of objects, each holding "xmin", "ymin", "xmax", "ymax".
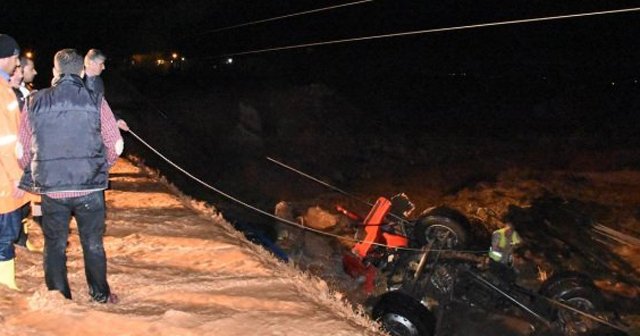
[{"xmin": 0, "ymin": 33, "xmax": 127, "ymax": 304}]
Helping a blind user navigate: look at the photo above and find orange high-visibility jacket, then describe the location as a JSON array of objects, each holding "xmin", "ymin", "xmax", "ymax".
[{"xmin": 0, "ymin": 77, "xmax": 31, "ymax": 213}]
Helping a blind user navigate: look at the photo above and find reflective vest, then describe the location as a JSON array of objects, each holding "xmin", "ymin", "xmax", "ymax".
[
  {"xmin": 488, "ymin": 227, "xmax": 522, "ymax": 264},
  {"xmin": 0, "ymin": 77, "xmax": 32, "ymax": 213}
]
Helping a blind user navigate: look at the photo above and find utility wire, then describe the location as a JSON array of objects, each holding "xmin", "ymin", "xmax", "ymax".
[
  {"xmin": 266, "ymin": 156, "xmax": 412, "ymax": 226},
  {"xmin": 216, "ymin": 6, "xmax": 640, "ymax": 57},
  {"xmin": 201, "ymin": 0, "xmax": 374, "ymax": 34},
  {"xmin": 127, "ymin": 129, "xmax": 487, "ymax": 254}
]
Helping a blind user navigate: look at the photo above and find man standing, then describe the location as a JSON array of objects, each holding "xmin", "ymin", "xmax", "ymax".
[
  {"xmin": 0, "ymin": 34, "xmax": 32, "ymax": 290},
  {"xmin": 9, "ymin": 62, "xmax": 25, "ymax": 109},
  {"xmin": 488, "ymin": 221, "xmax": 522, "ymax": 283},
  {"xmin": 84, "ymin": 49, "xmax": 129, "ymax": 131},
  {"xmin": 18, "ymin": 56, "xmax": 37, "ymax": 97},
  {"xmin": 489, "ymin": 222, "xmax": 522, "ymax": 265},
  {"xmin": 18, "ymin": 49, "xmax": 123, "ymax": 303},
  {"xmin": 84, "ymin": 48, "xmax": 107, "ymax": 106},
  {"xmin": 9, "ymin": 60, "xmax": 42, "ymax": 253}
]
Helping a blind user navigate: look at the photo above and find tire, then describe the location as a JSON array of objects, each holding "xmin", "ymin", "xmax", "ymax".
[
  {"xmin": 372, "ymin": 292, "xmax": 436, "ymax": 336},
  {"xmin": 539, "ymin": 272, "xmax": 604, "ymax": 335},
  {"xmin": 413, "ymin": 207, "xmax": 470, "ymax": 249}
]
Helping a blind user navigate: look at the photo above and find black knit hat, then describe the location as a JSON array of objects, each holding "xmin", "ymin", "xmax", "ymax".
[{"xmin": 0, "ymin": 34, "xmax": 20, "ymax": 58}]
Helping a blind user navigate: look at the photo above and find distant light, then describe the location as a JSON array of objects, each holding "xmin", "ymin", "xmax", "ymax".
[
  {"xmin": 25, "ymin": 51, "xmax": 33, "ymax": 59},
  {"xmin": 226, "ymin": 57, "xmax": 233, "ymax": 64},
  {"xmin": 181, "ymin": 57, "xmax": 185, "ymax": 61},
  {"xmin": 611, "ymin": 82, "xmax": 615, "ymax": 86},
  {"xmin": 156, "ymin": 59, "xmax": 165, "ymax": 65},
  {"xmin": 172, "ymin": 53, "xmax": 178, "ymax": 59}
]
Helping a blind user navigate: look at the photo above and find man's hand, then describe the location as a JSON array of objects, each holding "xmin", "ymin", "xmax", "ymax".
[{"xmin": 117, "ymin": 119, "xmax": 129, "ymax": 132}]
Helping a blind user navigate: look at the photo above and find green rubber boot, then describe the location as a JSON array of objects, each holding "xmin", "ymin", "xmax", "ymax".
[{"xmin": 0, "ymin": 258, "xmax": 20, "ymax": 290}]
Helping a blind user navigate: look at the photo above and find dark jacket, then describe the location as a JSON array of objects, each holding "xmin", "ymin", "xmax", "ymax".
[
  {"xmin": 85, "ymin": 75, "xmax": 104, "ymax": 103},
  {"xmin": 20, "ymin": 74, "xmax": 108, "ymax": 193},
  {"xmin": 12, "ymin": 87, "xmax": 25, "ymax": 111}
]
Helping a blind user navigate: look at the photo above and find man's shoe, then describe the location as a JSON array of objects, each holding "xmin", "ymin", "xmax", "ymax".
[
  {"xmin": 26, "ymin": 240, "xmax": 43, "ymax": 253},
  {"xmin": 92, "ymin": 292, "xmax": 119, "ymax": 304},
  {"xmin": 108, "ymin": 293, "xmax": 119, "ymax": 304}
]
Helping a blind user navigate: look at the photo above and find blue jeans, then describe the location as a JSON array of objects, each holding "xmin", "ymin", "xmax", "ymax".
[
  {"xmin": 42, "ymin": 192, "xmax": 111, "ymax": 301},
  {"xmin": 0, "ymin": 207, "xmax": 22, "ymax": 261}
]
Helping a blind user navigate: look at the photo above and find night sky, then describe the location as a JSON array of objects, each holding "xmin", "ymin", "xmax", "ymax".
[{"xmin": 4, "ymin": 0, "xmax": 639, "ymax": 75}]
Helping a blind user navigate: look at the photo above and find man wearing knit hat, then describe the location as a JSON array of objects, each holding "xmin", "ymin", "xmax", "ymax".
[{"xmin": 0, "ymin": 33, "xmax": 32, "ymax": 290}]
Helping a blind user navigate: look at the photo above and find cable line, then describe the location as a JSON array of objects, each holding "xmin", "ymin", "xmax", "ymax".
[
  {"xmin": 201, "ymin": 0, "xmax": 374, "ymax": 34},
  {"xmin": 127, "ymin": 129, "xmax": 487, "ymax": 254},
  {"xmin": 127, "ymin": 128, "xmax": 628, "ymax": 333},
  {"xmin": 216, "ymin": 6, "xmax": 640, "ymax": 57}
]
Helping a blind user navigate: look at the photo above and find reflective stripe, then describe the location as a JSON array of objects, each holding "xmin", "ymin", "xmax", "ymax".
[
  {"xmin": 489, "ymin": 249, "xmax": 503, "ymax": 262},
  {"xmin": 0, "ymin": 134, "xmax": 17, "ymax": 146},
  {"xmin": 7, "ymin": 100, "xmax": 18, "ymax": 111},
  {"xmin": 15, "ymin": 141, "xmax": 23, "ymax": 159}
]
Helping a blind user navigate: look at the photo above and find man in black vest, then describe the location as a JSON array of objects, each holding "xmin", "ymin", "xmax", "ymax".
[{"xmin": 17, "ymin": 49, "xmax": 123, "ymax": 303}]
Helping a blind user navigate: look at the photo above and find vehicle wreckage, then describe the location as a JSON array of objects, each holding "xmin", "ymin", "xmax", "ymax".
[
  {"xmin": 266, "ymin": 157, "xmax": 628, "ymax": 336},
  {"xmin": 337, "ymin": 195, "xmax": 628, "ymax": 336}
]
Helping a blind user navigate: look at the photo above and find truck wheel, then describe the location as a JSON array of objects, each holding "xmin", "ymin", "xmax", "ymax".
[
  {"xmin": 372, "ymin": 292, "xmax": 436, "ymax": 336},
  {"xmin": 539, "ymin": 272, "xmax": 604, "ymax": 335},
  {"xmin": 413, "ymin": 207, "xmax": 470, "ymax": 249}
]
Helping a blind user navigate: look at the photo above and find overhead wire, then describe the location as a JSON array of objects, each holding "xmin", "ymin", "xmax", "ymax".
[
  {"xmin": 124, "ymin": 6, "xmax": 636, "ymax": 329},
  {"xmin": 266, "ymin": 156, "xmax": 412, "ymax": 226},
  {"xmin": 124, "ymin": 5, "xmax": 639, "ymax": 256},
  {"xmin": 214, "ymin": 6, "xmax": 640, "ymax": 57},
  {"xmin": 200, "ymin": 0, "xmax": 374, "ymax": 34}
]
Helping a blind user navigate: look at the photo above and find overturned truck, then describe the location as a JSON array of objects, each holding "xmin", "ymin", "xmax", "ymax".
[{"xmin": 338, "ymin": 196, "xmax": 627, "ymax": 336}]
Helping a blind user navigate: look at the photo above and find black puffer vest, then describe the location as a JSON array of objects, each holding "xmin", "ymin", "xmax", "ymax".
[{"xmin": 20, "ymin": 74, "xmax": 108, "ymax": 193}]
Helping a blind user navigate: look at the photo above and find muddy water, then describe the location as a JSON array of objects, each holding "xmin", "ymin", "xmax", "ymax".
[{"xmin": 107, "ymin": 69, "xmax": 640, "ymax": 335}]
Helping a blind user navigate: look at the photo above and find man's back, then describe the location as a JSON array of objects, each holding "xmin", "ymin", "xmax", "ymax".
[{"xmin": 23, "ymin": 74, "xmax": 107, "ymax": 194}]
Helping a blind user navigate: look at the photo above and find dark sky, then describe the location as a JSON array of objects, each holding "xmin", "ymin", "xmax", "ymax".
[{"xmin": 3, "ymin": 0, "xmax": 639, "ymax": 76}]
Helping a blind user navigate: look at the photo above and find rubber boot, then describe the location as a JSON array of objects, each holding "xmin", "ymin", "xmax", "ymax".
[
  {"xmin": 24, "ymin": 221, "xmax": 42, "ymax": 253},
  {"xmin": 14, "ymin": 218, "xmax": 28, "ymax": 247},
  {"xmin": 0, "ymin": 258, "xmax": 20, "ymax": 290}
]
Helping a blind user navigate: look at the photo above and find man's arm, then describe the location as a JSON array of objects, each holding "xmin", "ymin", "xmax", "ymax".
[
  {"xmin": 16, "ymin": 105, "xmax": 32, "ymax": 170},
  {"xmin": 100, "ymin": 98, "xmax": 124, "ymax": 167}
]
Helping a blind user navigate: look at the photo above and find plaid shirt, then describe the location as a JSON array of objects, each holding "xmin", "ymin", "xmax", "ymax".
[{"xmin": 17, "ymin": 98, "xmax": 123, "ymax": 199}]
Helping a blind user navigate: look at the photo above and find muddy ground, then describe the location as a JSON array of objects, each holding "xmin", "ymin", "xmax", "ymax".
[{"xmin": 105, "ymin": 67, "xmax": 640, "ymax": 335}]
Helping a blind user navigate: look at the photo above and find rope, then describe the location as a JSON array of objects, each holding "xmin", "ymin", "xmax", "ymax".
[
  {"xmin": 216, "ymin": 7, "xmax": 640, "ymax": 57},
  {"xmin": 126, "ymin": 129, "xmax": 488, "ymax": 254},
  {"xmin": 200, "ymin": 0, "xmax": 374, "ymax": 34},
  {"xmin": 541, "ymin": 295, "xmax": 630, "ymax": 333},
  {"xmin": 266, "ymin": 156, "xmax": 411, "ymax": 225},
  {"xmin": 127, "ymin": 131, "xmax": 630, "ymax": 333}
]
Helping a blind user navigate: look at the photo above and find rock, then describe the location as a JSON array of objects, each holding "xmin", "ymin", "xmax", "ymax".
[{"xmin": 302, "ymin": 206, "xmax": 338, "ymax": 230}]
